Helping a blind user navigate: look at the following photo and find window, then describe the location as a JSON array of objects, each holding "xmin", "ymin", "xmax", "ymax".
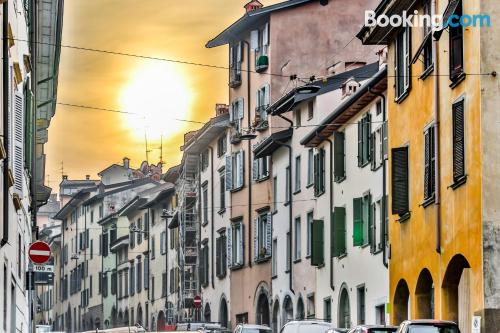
[
  {"xmin": 111, "ymin": 271, "xmax": 117, "ymax": 295},
  {"xmin": 230, "ymin": 98, "xmax": 244, "ymax": 134},
  {"xmin": 294, "ymin": 156, "xmax": 301, "ymax": 192},
  {"xmin": 102, "ymin": 232, "xmax": 109, "ymax": 257},
  {"xmin": 295, "ymin": 109, "xmax": 302, "ymax": 127},
  {"xmin": 422, "ymin": 0, "xmax": 433, "ymax": 71},
  {"xmin": 229, "ymin": 42, "xmax": 243, "ymax": 85},
  {"xmin": 357, "ymin": 285, "xmax": 366, "ymax": 324},
  {"xmin": 129, "ymin": 223, "xmax": 135, "ymax": 249},
  {"xmin": 334, "ymin": 132, "xmax": 346, "ymax": 182},
  {"xmin": 332, "ymin": 207, "xmax": 347, "ymax": 257},
  {"xmin": 307, "ymin": 149, "xmax": 314, "ymax": 186},
  {"xmin": 201, "ymin": 150, "xmax": 209, "ymax": 171},
  {"xmin": 130, "ymin": 263, "xmax": 135, "ymax": 296},
  {"xmin": 99, "ymin": 204, "xmax": 103, "ymax": 218},
  {"xmin": 358, "ymin": 113, "xmax": 372, "ymax": 167},
  {"xmin": 273, "ymin": 176, "xmax": 278, "ymax": 213},
  {"xmin": 306, "ymin": 211, "xmax": 313, "ymax": 257},
  {"xmin": 294, "ymin": 217, "xmax": 301, "ymax": 260},
  {"xmin": 217, "ymin": 134, "xmax": 227, "ymax": 157},
  {"xmin": 307, "ymin": 294, "xmax": 315, "ymax": 318},
  {"xmin": 452, "ymin": 99, "xmax": 466, "ymax": 183},
  {"xmin": 253, "ymin": 156, "xmax": 269, "ymax": 181},
  {"xmin": 216, "ymin": 233, "xmax": 227, "ymax": 278},
  {"xmin": 137, "ymin": 218, "xmax": 143, "ymax": 244},
  {"xmin": 286, "ymin": 232, "xmax": 291, "ymax": 272},
  {"xmin": 307, "ymin": 100, "xmax": 314, "ymax": 120},
  {"xmin": 449, "ymin": 0, "xmax": 464, "ymax": 81},
  {"xmin": 424, "ymin": 124, "xmax": 436, "ymax": 202},
  {"xmin": 251, "ymin": 23, "xmax": 269, "ymax": 71},
  {"xmin": 90, "ymin": 210, "xmax": 94, "ymax": 223},
  {"xmin": 313, "ymin": 148, "xmax": 326, "ymax": 196},
  {"xmin": 285, "ymin": 166, "xmax": 291, "ymax": 203},
  {"xmin": 90, "ymin": 240, "xmax": 93, "ymax": 260},
  {"xmin": 123, "ymin": 271, "xmax": 128, "ymax": 297},
  {"xmin": 219, "ymin": 169, "xmax": 226, "ymax": 212},
  {"xmin": 311, "ymin": 219, "xmax": 324, "ymax": 266},
  {"xmin": 202, "ymin": 183, "xmax": 208, "ymax": 226},
  {"xmin": 169, "ymin": 268, "xmax": 175, "ymax": 294},
  {"xmin": 272, "ymin": 239, "xmax": 277, "ymax": 277},
  {"xmin": 324, "ymin": 298, "xmax": 332, "ymax": 322},
  {"xmin": 371, "ymin": 125, "xmax": 384, "ymax": 170},
  {"xmin": 225, "ymin": 150, "xmax": 244, "ymax": 191},
  {"xmin": 137, "ymin": 258, "xmax": 142, "ymax": 293},
  {"xmin": 160, "ymin": 231, "xmax": 166, "ymax": 255},
  {"xmin": 254, "ymin": 211, "xmax": 272, "ymax": 261},
  {"xmin": 144, "ymin": 255, "xmax": 149, "ymax": 290},
  {"xmin": 228, "ymin": 221, "xmax": 244, "ymax": 268},
  {"xmin": 151, "ymin": 236, "xmax": 156, "ymax": 259},
  {"xmin": 102, "ymin": 273, "xmax": 108, "ymax": 297},
  {"xmin": 353, "ymin": 193, "xmax": 371, "ymax": 247},
  {"xmin": 255, "ymin": 85, "xmax": 270, "ymax": 121},
  {"xmin": 392, "ymin": 147, "xmax": 410, "ymax": 217},
  {"xmin": 200, "ymin": 244, "xmax": 209, "ymax": 288},
  {"xmin": 395, "ymin": 26, "xmax": 411, "ymax": 99},
  {"xmin": 162, "ymin": 272, "xmax": 167, "ymax": 297}
]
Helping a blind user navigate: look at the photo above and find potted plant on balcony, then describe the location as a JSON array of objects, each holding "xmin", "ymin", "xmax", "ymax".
[
  {"xmin": 256, "ymin": 55, "xmax": 269, "ymax": 72},
  {"xmin": 259, "ymin": 247, "xmax": 267, "ymax": 258}
]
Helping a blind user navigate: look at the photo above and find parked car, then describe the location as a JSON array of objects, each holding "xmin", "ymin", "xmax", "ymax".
[
  {"xmin": 234, "ymin": 324, "xmax": 273, "ymax": 333},
  {"xmin": 396, "ymin": 320, "xmax": 460, "ymax": 333},
  {"xmin": 347, "ymin": 325, "xmax": 398, "ymax": 333},
  {"xmin": 280, "ymin": 320, "xmax": 345, "ymax": 333}
]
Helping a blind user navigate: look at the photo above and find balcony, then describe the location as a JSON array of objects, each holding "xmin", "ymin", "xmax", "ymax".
[
  {"xmin": 254, "ymin": 105, "xmax": 269, "ymax": 131},
  {"xmin": 229, "ymin": 67, "xmax": 242, "ymax": 88},
  {"xmin": 255, "ymin": 55, "xmax": 269, "ymax": 72}
]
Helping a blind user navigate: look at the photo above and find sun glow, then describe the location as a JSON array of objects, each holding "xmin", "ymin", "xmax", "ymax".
[{"xmin": 120, "ymin": 62, "xmax": 193, "ymax": 140}]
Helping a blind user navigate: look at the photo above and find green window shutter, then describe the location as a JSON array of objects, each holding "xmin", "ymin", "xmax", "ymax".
[
  {"xmin": 313, "ymin": 153, "xmax": 319, "ymax": 196},
  {"xmin": 365, "ymin": 113, "xmax": 372, "ymax": 162},
  {"xmin": 363, "ymin": 194, "xmax": 371, "ymax": 246},
  {"xmin": 357, "ymin": 121, "xmax": 362, "ymax": 166},
  {"xmin": 353, "ymin": 198, "xmax": 363, "ymax": 246},
  {"xmin": 369, "ymin": 203, "xmax": 376, "ymax": 253},
  {"xmin": 311, "ymin": 219, "xmax": 324, "ymax": 266},
  {"xmin": 320, "ymin": 148, "xmax": 326, "ymax": 194},
  {"xmin": 332, "ymin": 207, "xmax": 346, "ymax": 257},
  {"xmin": 334, "ymin": 132, "xmax": 345, "ymax": 182}
]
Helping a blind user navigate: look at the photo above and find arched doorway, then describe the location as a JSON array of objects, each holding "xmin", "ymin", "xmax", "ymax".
[
  {"xmin": 442, "ymin": 254, "xmax": 471, "ymax": 332},
  {"xmin": 137, "ymin": 304, "xmax": 143, "ymax": 326},
  {"xmin": 118, "ymin": 311, "xmax": 123, "ymax": 326},
  {"xmin": 157, "ymin": 311, "xmax": 166, "ymax": 331},
  {"xmin": 111, "ymin": 307, "xmax": 117, "ymax": 327},
  {"xmin": 124, "ymin": 309, "xmax": 129, "ymax": 326},
  {"xmin": 394, "ymin": 279, "xmax": 410, "ymax": 325},
  {"xmin": 219, "ymin": 298, "xmax": 228, "ymax": 328},
  {"xmin": 256, "ymin": 293, "xmax": 270, "ymax": 326},
  {"xmin": 415, "ymin": 269, "xmax": 434, "ymax": 319},
  {"xmin": 204, "ymin": 303, "xmax": 212, "ymax": 322},
  {"xmin": 338, "ymin": 287, "xmax": 351, "ymax": 328},
  {"xmin": 283, "ymin": 295, "xmax": 293, "ymax": 324},
  {"xmin": 272, "ymin": 299, "xmax": 280, "ymax": 333},
  {"xmin": 94, "ymin": 317, "xmax": 101, "ymax": 330},
  {"xmin": 66, "ymin": 306, "xmax": 72, "ymax": 332},
  {"xmin": 151, "ymin": 316, "xmax": 156, "ymax": 331},
  {"xmin": 296, "ymin": 297, "xmax": 305, "ymax": 320}
]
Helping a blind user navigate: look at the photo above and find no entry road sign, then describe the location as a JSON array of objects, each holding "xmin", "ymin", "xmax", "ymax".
[
  {"xmin": 193, "ymin": 295, "xmax": 202, "ymax": 308},
  {"xmin": 28, "ymin": 241, "xmax": 51, "ymax": 264}
]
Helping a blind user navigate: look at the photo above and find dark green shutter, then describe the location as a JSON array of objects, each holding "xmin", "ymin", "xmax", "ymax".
[
  {"xmin": 216, "ymin": 238, "xmax": 221, "ymax": 277},
  {"xmin": 353, "ymin": 198, "xmax": 363, "ymax": 246},
  {"xmin": 365, "ymin": 113, "xmax": 372, "ymax": 162},
  {"xmin": 334, "ymin": 132, "xmax": 345, "ymax": 182},
  {"xmin": 357, "ymin": 121, "xmax": 362, "ymax": 166},
  {"xmin": 313, "ymin": 153, "xmax": 319, "ymax": 196},
  {"xmin": 452, "ymin": 100, "xmax": 465, "ymax": 181},
  {"xmin": 311, "ymin": 219, "xmax": 324, "ymax": 266},
  {"xmin": 391, "ymin": 147, "xmax": 409, "ymax": 215},
  {"xmin": 424, "ymin": 129, "xmax": 431, "ymax": 198},
  {"xmin": 332, "ymin": 207, "xmax": 346, "ymax": 257},
  {"xmin": 369, "ymin": 202, "xmax": 376, "ymax": 253},
  {"xmin": 319, "ymin": 148, "xmax": 325, "ymax": 194}
]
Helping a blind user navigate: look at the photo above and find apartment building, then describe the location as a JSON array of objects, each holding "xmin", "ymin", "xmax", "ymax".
[
  {"xmin": 205, "ymin": 0, "xmax": 379, "ymax": 326},
  {"xmin": 358, "ymin": 0, "xmax": 500, "ymax": 331}
]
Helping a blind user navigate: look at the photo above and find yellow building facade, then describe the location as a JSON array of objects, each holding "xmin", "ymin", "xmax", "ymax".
[{"xmin": 358, "ymin": 0, "xmax": 500, "ymax": 332}]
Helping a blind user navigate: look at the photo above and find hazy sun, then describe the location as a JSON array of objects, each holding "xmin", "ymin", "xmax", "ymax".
[{"xmin": 120, "ymin": 62, "xmax": 193, "ymax": 140}]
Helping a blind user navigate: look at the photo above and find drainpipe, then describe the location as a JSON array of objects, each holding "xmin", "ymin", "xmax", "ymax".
[
  {"xmin": 275, "ymin": 140, "xmax": 294, "ymax": 295},
  {"xmin": 209, "ymin": 147, "xmax": 215, "ymax": 289},
  {"xmin": 30, "ymin": 0, "xmax": 38, "ymax": 241},
  {"xmin": 432, "ymin": 0, "xmax": 441, "ymax": 254},
  {"xmin": 368, "ymin": 87, "xmax": 388, "ymax": 268},
  {"xmin": 2, "ymin": 0, "xmax": 9, "ymax": 248},
  {"xmin": 147, "ymin": 208, "xmax": 151, "ymax": 304}
]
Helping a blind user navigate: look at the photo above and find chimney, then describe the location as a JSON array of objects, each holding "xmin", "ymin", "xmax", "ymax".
[
  {"xmin": 123, "ymin": 157, "xmax": 130, "ymax": 169},
  {"xmin": 85, "ymin": 175, "xmax": 90, "ymax": 180},
  {"xmin": 215, "ymin": 103, "xmax": 229, "ymax": 116},
  {"xmin": 244, "ymin": 0, "xmax": 263, "ymax": 13},
  {"xmin": 377, "ymin": 47, "xmax": 388, "ymax": 66},
  {"xmin": 62, "ymin": 175, "xmax": 68, "ymax": 180}
]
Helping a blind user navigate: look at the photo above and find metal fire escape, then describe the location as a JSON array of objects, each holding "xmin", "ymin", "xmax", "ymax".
[{"xmin": 178, "ymin": 153, "xmax": 200, "ymax": 318}]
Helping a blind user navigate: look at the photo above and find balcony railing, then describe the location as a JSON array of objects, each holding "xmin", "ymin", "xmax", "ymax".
[{"xmin": 229, "ymin": 66, "xmax": 242, "ymax": 88}]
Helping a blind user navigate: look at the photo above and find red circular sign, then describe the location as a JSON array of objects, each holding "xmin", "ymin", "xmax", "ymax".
[
  {"xmin": 29, "ymin": 241, "xmax": 51, "ymax": 264},
  {"xmin": 193, "ymin": 295, "xmax": 202, "ymax": 308}
]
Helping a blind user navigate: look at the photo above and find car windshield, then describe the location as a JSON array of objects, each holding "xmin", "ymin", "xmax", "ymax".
[
  {"xmin": 370, "ymin": 329, "xmax": 398, "ymax": 333},
  {"xmin": 408, "ymin": 325, "xmax": 460, "ymax": 333},
  {"xmin": 243, "ymin": 329, "xmax": 272, "ymax": 333}
]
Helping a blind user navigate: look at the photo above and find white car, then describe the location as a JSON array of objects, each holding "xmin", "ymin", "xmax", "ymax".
[{"xmin": 234, "ymin": 324, "xmax": 273, "ymax": 333}]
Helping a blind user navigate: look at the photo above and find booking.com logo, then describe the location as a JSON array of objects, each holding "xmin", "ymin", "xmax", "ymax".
[{"xmin": 365, "ymin": 10, "xmax": 491, "ymax": 29}]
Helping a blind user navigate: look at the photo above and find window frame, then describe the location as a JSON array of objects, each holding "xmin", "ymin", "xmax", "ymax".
[{"xmin": 395, "ymin": 26, "xmax": 412, "ymax": 101}]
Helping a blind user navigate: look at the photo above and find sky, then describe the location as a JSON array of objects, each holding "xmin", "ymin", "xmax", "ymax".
[{"xmin": 46, "ymin": 0, "xmax": 281, "ymax": 190}]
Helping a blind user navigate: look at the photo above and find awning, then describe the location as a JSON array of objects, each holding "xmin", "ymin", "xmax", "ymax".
[
  {"xmin": 36, "ymin": 184, "xmax": 52, "ymax": 207},
  {"xmin": 269, "ymin": 86, "xmax": 321, "ymax": 116},
  {"xmin": 433, "ymin": 0, "xmax": 461, "ymax": 40},
  {"xmin": 253, "ymin": 128, "xmax": 293, "ymax": 158},
  {"xmin": 168, "ymin": 211, "xmax": 179, "ymax": 229}
]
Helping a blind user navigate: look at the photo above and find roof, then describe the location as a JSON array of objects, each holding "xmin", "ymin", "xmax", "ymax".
[
  {"xmin": 269, "ymin": 62, "xmax": 381, "ymax": 116},
  {"xmin": 53, "ymin": 188, "xmax": 94, "ymax": 220},
  {"xmin": 301, "ymin": 66, "xmax": 387, "ymax": 147},
  {"xmin": 206, "ymin": 0, "xmax": 315, "ymax": 48},
  {"xmin": 59, "ymin": 179, "xmax": 99, "ymax": 188},
  {"xmin": 182, "ymin": 113, "xmax": 229, "ymax": 154},
  {"xmin": 84, "ymin": 178, "xmax": 158, "ymax": 205},
  {"xmin": 163, "ymin": 164, "xmax": 180, "ymax": 183},
  {"xmin": 253, "ymin": 128, "xmax": 294, "ymax": 158},
  {"xmin": 97, "ymin": 163, "xmax": 127, "ymax": 176},
  {"xmin": 139, "ymin": 184, "xmax": 175, "ymax": 209}
]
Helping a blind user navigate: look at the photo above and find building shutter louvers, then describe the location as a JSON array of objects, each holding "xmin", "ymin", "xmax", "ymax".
[
  {"xmin": 391, "ymin": 147, "xmax": 409, "ymax": 215},
  {"xmin": 452, "ymin": 100, "xmax": 465, "ymax": 181}
]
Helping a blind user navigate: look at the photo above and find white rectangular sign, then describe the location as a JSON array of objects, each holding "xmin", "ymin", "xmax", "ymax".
[
  {"xmin": 33, "ymin": 265, "xmax": 54, "ymax": 273},
  {"xmin": 472, "ymin": 316, "xmax": 481, "ymax": 333}
]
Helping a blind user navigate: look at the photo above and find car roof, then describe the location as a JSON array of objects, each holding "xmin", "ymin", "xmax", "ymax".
[
  {"xmin": 239, "ymin": 324, "xmax": 273, "ymax": 329},
  {"xmin": 404, "ymin": 320, "xmax": 458, "ymax": 325},
  {"xmin": 358, "ymin": 325, "xmax": 398, "ymax": 329},
  {"xmin": 285, "ymin": 320, "xmax": 334, "ymax": 326}
]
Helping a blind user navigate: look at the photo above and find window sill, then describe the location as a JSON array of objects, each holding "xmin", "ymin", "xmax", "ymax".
[
  {"xmin": 255, "ymin": 256, "xmax": 271, "ymax": 264},
  {"xmin": 230, "ymin": 264, "xmax": 244, "ymax": 271},
  {"xmin": 394, "ymin": 89, "xmax": 410, "ymax": 104},
  {"xmin": 397, "ymin": 212, "xmax": 411, "ymax": 223},
  {"xmin": 449, "ymin": 72, "xmax": 466, "ymax": 89},
  {"xmin": 314, "ymin": 191, "xmax": 325, "ymax": 198},
  {"xmin": 361, "ymin": 243, "xmax": 370, "ymax": 249},
  {"xmin": 218, "ymin": 208, "xmax": 226, "ymax": 215},
  {"xmin": 338, "ymin": 253, "xmax": 347, "ymax": 260},
  {"xmin": 217, "ymin": 273, "xmax": 227, "ymax": 280},
  {"xmin": 371, "ymin": 163, "xmax": 383, "ymax": 172},
  {"xmin": 284, "ymin": 201, "xmax": 290, "ymax": 207},
  {"xmin": 421, "ymin": 195, "xmax": 435, "ymax": 208},
  {"xmin": 419, "ymin": 64, "xmax": 434, "ymax": 81},
  {"xmin": 230, "ymin": 186, "xmax": 244, "ymax": 193},
  {"xmin": 449, "ymin": 175, "xmax": 467, "ymax": 190},
  {"xmin": 202, "ymin": 221, "xmax": 208, "ymax": 227},
  {"xmin": 255, "ymin": 121, "xmax": 269, "ymax": 132},
  {"xmin": 306, "ymin": 254, "xmax": 311, "ymax": 259},
  {"xmin": 293, "ymin": 258, "xmax": 301, "ymax": 264},
  {"xmin": 255, "ymin": 175, "xmax": 270, "ymax": 183},
  {"xmin": 285, "ymin": 269, "xmax": 290, "ymax": 274},
  {"xmin": 272, "ymin": 275, "xmax": 277, "ymax": 280},
  {"xmin": 358, "ymin": 161, "xmax": 371, "ymax": 169},
  {"xmin": 306, "ymin": 183, "xmax": 314, "ymax": 189},
  {"xmin": 293, "ymin": 189, "xmax": 301, "ymax": 195},
  {"xmin": 334, "ymin": 177, "xmax": 346, "ymax": 184}
]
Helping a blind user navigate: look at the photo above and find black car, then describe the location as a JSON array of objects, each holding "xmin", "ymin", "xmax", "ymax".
[
  {"xmin": 396, "ymin": 320, "xmax": 460, "ymax": 333},
  {"xmin": 347, "ymin": 325, "xmax": 398, "ymax": 333}
]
